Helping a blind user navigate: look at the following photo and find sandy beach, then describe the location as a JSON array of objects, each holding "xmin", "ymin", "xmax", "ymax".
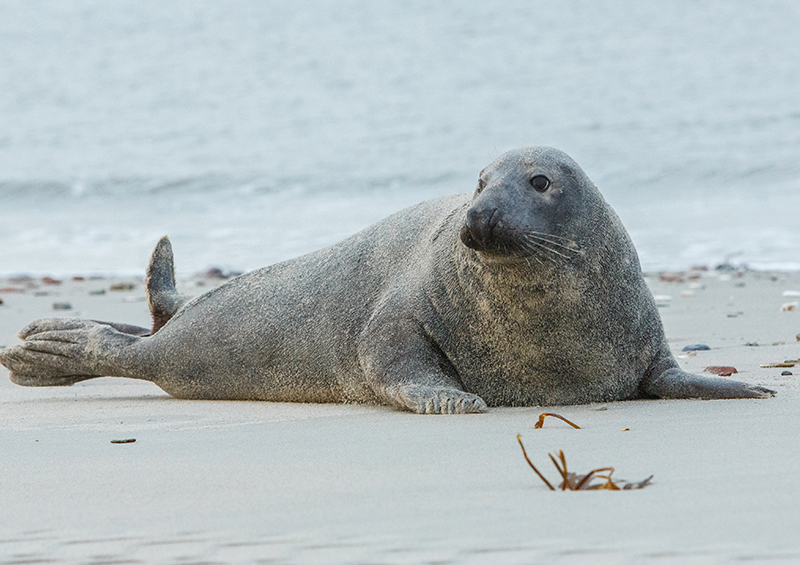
[{"xmin": 1, "ymin": 269, "xmax": 799, "ymax": 564}]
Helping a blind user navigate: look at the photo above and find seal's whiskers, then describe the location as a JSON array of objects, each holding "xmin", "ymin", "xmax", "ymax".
[
  {"xmin": 520, "ymin": 235, "xmax": 573, "ymax": 263},
  {"xmin": 525, "ymin": 232, "xmax": 581, "ymax": 253}
]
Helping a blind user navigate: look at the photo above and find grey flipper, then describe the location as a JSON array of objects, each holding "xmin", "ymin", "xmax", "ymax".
[
  {"xmin": 0, "ymin": 319, "xmax": 145, "ymax": 387},
  {"xmin": 146, "ymin": 236, "xmax": 189, "ymax": 333},
  {"xmin": 641, "ymin": 364, "xmax": 775, "ymax": 400}
]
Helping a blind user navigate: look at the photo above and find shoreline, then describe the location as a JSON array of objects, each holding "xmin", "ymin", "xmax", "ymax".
[{"xmin": 2, "ymin": 261, "xmax": 800, "ymax": 280}]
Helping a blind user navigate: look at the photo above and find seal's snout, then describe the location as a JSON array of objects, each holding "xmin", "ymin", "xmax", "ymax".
[{"xmin": 461, "ymin": 206, "xmax": 499, "ymax": 250}]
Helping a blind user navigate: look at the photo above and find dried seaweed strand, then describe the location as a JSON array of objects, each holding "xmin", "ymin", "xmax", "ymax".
[
  {"xmin": 548, "ymin": 450, "xmax": 570, "ymax": 490},
  {"xmin": 534, "ymin": 412, "xmax": 582, "ymax": 429},
  {"xmin": 574, "ymin": 467, "xmax": 616, "ymax": 490},
  {"xmin": 516, "ymin": 434, "xmax": 555, "ymax": 490}
]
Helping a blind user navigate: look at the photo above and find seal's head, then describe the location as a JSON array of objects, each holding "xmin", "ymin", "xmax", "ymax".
[{"xmin": 460, "ymin": 146, "xmax": 599, "ymax": 264}]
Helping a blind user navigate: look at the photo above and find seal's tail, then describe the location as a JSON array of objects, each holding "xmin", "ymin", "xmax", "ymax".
[{"xmin": 146, "ymin": 236, "xmax": 188, "ymax": 334}]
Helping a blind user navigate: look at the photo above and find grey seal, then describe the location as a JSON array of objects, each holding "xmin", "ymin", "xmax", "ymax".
[{"xmin": 0, "ymin": 147, "xmax": 774, "ymax": 413}]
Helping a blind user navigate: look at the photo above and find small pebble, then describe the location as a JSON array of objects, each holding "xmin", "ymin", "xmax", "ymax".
[
  {"xmin": 682, "ymin": 344, "xmax": 710, "ymax": 351},
  {"xmin": 659, "ymin": 272, "xmax": 684, "ymax": 283},
  {"xmin": 704, "ymin": 366, "xmax": 737, "ymax": 377},
  {"xmin": 680, "ymin": 290, "xmax": 695, "ymax": 297},
  {"xmin": 781, "ymin": 371, "xmax": 793, "ymax": 376},
  {"xmin": 52, "ymin": 302, "xmax": 72, "ymax": 311},
  {"xmin": 110, "ymin": 283, "xmax": 135, "ymax": 291},
  {"xmin": 782, "ymin": 290, "xmax": 800, "ymax": 297},
  {"xmin": 89, "ymin": 289, "xmax": 106, "ymax": 296},
  {"xmin": 0, "ymin": 298, "xmax": 3, "ymax": 306},
  {"xmin": 41, "ymin": 277, "xmax": 62, "ymax": 285},
  {"xmin": 110, "ymin": 439, "xmax": 136, "ymax": 444},
  {"xmin": 780, "ymin": 301, "xmax": 798, "ymax": 312}
]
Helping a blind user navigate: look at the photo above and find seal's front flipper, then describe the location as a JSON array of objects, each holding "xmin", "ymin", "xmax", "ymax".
[
  {"xmin": 642, "ymin": 367, "xmax": 775, "ymax": 400},
  {"xmin": 146, "ymin": 236, "xmax": 189, "ymax": 333},
  {"xmin": 357, "ymin": 309, "xmax": 487, "ymax": 414},
  {"xmin": 393, "ymin": 383, "xmax": 488, "ymax": 414},
  {"xmin": 0, "ymin": 318, "xmax": 143, "ymax": 387}
]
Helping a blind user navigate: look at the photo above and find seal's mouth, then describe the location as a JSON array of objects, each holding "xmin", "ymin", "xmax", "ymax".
[{"xmin": 459, "ymin": 223, "xmax": 482, "ymax": 250}]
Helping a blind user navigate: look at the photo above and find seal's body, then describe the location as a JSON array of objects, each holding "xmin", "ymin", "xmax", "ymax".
[{"xmin": 0, "ymin": 147, "xmax": 773, "ymax": 413}]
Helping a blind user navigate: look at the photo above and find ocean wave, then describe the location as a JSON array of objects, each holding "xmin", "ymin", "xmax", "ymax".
[{"xmin": 0, "ymin": 172, "xmax": 462, "ymax": 200}]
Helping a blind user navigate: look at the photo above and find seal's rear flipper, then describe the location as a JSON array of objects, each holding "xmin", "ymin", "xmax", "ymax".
[
  {"xmin": 1, "ymin": 318, "xmax": 147, "ymax": 387},
  {"xmin": 146, "ymin": 236, "xmax": 189, "ymax": 334}
]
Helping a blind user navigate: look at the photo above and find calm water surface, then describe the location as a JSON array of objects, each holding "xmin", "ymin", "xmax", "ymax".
[{"xmin": 1, "ymin": 0, "xmax": 799, "ymax": 274}]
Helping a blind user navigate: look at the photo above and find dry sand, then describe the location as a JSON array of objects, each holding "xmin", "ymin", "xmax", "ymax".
[{"xmin": 1, "ymin": 270, "xmax": 799, "ymax": 564}]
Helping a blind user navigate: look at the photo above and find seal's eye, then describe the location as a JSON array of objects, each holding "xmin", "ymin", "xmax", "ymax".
[
  {"xmin": 530, "ymin": 175, "xmax": 550, "ymax": 192},
  {"xmin": 476, "ymin": 178, "xmax": 486, "ymax": 194}
]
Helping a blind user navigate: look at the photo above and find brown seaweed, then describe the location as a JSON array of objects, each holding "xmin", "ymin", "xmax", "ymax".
[
  {"xmin": 516, "ymin": 434, "xmax": 653, "ymax": 491},
  {"xmin": 533, "ymin": 412, "xmax": 581, "ymax": 429}
]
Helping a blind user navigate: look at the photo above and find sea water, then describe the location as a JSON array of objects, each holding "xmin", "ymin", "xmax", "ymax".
[{"xmin": 1, "ymin": 0, "xmax": 799, "ymax": 275}]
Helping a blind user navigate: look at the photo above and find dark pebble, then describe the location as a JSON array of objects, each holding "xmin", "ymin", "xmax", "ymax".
[
  {"xmin": 109, "ymin": 283, "xmax": 135, "ymax": 291},
  {"xmin": 110, "ymin": 439, "xmax": 136, "ymax": 444},
  {"xmin": 0, "ymin": 298, "xmax": 3, "ymax": 306},
  {"xmin": 197, "ymin": 267, "xmax": 243, "ymax": 280},
  {"xmin": 89, "ymin": 289, "xmax": 106, "ymax": 296},
  {"xmin": 682, "ymin": 344, "xmax": 710, "ymax": 351},
  {"xmin": 52, "ymin": 302, "xmax": 72, "ymax": 311},
  {"xmin": 42, "ymin": 277, "xmax": 62, "ymax": 285},
  {"xmin": 781, "ymin": 371, "xmax": 793, "ymax": 376}
]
